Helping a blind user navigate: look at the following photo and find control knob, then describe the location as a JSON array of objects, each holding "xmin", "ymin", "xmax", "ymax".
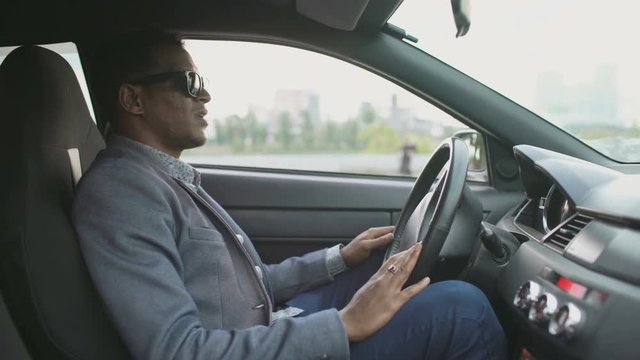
[
  {"xmin": 549, "ymin": 303, "xmax": 583, "ymax": 341},
  {"xmin": 513, "ymin": 281, "xmax": 542, "ymax": 310},
  {"xmin": 528, "ymin": 292, "xmax": 558, "ymax": 324}
]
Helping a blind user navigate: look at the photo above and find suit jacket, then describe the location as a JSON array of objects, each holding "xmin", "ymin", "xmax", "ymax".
[{"xmin": 72, "ymin": 135, "xmax": 349, "ymax": 360}]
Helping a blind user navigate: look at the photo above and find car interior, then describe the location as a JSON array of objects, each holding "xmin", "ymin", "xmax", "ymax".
[{"xmin": 1, "ymin": 1, "xmax": 639, "ymax": 359}]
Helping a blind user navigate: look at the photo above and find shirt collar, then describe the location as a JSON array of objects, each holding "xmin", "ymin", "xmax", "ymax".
[{"xmin": 110, "ymin": 135, "xmax": 201, "ymax": 188}]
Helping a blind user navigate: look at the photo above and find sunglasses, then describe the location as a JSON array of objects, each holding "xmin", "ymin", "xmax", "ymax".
[{"xmin": 128, "ymin": 70, "xmax": 206, "ymax": 98}]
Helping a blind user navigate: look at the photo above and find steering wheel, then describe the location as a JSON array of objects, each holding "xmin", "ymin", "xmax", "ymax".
[{"xmin": 384, "ymin": 137, "xmax": 470, "ymax": 285}]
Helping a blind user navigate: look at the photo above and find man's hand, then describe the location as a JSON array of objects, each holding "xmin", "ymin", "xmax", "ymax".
[
  {"xmin": 338, "ymin": 243, "xmax": 430, "ymax": 342},
  {"xmin": 340, "ymin": 226, "xmax": 395, "ymax": 268}
]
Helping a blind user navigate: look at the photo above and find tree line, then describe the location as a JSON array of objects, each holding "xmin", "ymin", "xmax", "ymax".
[{"xmin": 202, "ymin": 109, "xmax": 457, "ymax": 155}]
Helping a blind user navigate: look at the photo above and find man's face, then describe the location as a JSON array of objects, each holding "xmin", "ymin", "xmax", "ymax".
[{"xmin": 137, "ymin": 46, "xmax": 211, "ymax": 155}]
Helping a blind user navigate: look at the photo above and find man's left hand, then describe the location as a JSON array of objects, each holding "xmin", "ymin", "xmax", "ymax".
[{"xmin": 340, "ymin": 226, "xmax": 395, "ymax": 268}]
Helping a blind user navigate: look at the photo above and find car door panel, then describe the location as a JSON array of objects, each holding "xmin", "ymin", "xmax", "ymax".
[
  {"xmin": 197, "ymin": 167, "xmax": 524, "ymax": 264},
  {"xmin": 198, "ymin": 168, "xmax": 411, "ymax": 209},
  {"xmin": 230, "ymin": 209, "xmax": 392, "ymax": 264},
  {"xmin": 198, "ymin": 168, "xmax": 409, "ymax": 263},
  {"xmin": 228, "ymin": 209, "xmax": 391, "ymax": 238}
]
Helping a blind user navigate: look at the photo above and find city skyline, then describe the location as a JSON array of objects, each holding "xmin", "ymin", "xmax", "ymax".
[
  {"xmin": 207, "ymin": 90, "xmax": 458, "ymax": 140},
  {"xmin": 535, "ymin": 63, "xmax": 623, "ymax": 127}
]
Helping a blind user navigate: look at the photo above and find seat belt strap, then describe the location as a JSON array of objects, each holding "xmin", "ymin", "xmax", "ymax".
[{"xmin": 67, "ymin": 148, "xmax": 82, "ymax": 186}]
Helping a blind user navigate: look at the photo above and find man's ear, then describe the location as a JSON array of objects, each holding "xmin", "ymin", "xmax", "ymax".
[{"xmin": 118, "ymin": 84, "xmax": 145, "ymax": 115}]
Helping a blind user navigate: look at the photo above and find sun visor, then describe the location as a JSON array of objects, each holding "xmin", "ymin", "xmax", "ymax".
[{"xmin": 296, "ymin": 0, "xmax": 370, "ymax": 31}]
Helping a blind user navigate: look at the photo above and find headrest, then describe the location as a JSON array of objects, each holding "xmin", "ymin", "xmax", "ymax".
[{"xmin": 0, "ymin": 46, "xmax": 98, "ymax": 150}]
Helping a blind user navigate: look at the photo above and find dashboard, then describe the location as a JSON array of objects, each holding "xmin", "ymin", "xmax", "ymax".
[
  {"xmin": 493, "ymin": 145, "xmax": 640, "ymax": 360},
  {"xmin": 512, "ymin": 183, "xmax": 575, "ymax": 243}
]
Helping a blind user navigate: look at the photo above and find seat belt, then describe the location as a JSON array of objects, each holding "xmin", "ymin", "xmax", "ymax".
[{"xmin": 67, "ymin": 148, "xmax": 82, "ymax": 185}]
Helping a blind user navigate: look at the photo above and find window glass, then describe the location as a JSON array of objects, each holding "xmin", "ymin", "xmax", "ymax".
[
  {"xmin": 183, "ymin": 40, "xmax": 468, "ymax": 176},
  {"xmin": 0, "ymin": 42, "xmax": 95, "ymax": 121},
  {"xmin": 390, "ymin": 0, "xmax": 640, "ymax": 162}
]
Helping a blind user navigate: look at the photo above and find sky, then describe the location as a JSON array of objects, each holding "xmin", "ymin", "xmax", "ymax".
[
  {"xmin": 185, "ymin": 40, "xmax": 460, "ymax": 125},
  {"xmin": 391, "ymin": 0, "xmax": 640, "ymax": 126},
  {"xmin": 186, "ymin": 0, "xmax": 640, "ymax": 127}
]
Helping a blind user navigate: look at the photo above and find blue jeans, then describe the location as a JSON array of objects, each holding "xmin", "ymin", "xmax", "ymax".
[{"xmin": 287, "ymin": 251, "xmax": 507, "ymax": 360}]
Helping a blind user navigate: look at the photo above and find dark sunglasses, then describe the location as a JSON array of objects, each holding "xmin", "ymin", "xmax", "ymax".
[{"xmin": 128, "ymin": 70, "xmax": 206, "ymax": 98}]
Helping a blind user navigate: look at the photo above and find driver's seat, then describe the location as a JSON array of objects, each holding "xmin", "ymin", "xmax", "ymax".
[{"xmin": 0, "ymin": 46, "xmax": 129, "ymax": 359}]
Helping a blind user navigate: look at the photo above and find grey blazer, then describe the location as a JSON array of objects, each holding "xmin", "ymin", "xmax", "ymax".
[{"xmin": 72, "ymin": 136, "xmax": 349, "ymax": 360}]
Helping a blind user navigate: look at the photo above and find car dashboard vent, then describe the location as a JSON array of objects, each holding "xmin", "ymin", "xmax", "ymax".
[{"xmin": 544, "ymin": 214, "xmax": 593, "ymax": 251}]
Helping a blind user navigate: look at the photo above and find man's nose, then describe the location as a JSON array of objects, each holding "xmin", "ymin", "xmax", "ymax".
[{"xmin": 199, "ymin": 88, "xmax": 212, "ymax": 103}]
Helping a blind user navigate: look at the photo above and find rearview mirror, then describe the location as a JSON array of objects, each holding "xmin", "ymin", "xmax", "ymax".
[
  {"xmin": 454, "ymin": 129, "xmax": 488, "ymax": 182},
  {"xmin": 451, "ymin": 0, "xmax": 471, "ymax": 37}
]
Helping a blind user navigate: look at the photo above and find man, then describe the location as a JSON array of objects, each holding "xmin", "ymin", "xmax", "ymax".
[{"xmin": 73, "ymin": 30, "xmax": 506, "ymax": 359}]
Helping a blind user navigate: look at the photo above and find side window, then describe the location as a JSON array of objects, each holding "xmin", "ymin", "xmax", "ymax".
[
  {"xmin": 183, "ymin": 40, "xmax": 468, "ymax": 177},
  {"xmin": 0, "ymin": 42, "xmax": 95, "ymax": 121}
]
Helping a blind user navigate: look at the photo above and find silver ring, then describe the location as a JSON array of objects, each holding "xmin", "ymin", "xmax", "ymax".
[{"xmin": 387, "ymin": 264, "xmax": 400, "ymax": 274}]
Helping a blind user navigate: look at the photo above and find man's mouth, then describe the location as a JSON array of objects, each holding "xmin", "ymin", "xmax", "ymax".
[{"xmin": 196, "ymin": 110, "xmax": 208, "ymax": 118}]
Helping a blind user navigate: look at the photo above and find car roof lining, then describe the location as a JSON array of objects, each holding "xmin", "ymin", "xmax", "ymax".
[{"xmin": 0, "ymin": 0, "xmax": 404, "ymax": 46}]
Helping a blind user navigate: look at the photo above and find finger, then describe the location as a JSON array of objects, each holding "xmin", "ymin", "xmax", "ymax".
[
  {"xmin": 362, "ymin": 232, "xmax": 394, "ymax": 249},
  {"xmin": 401, "ymin": 276, "xmax": 431, "ymax": 300},
  {"xmin": 381, "ymin": 243, "xmax": 420, "ymax": 280},
  {"xmin": 366, "ymin": 225, "xmax": 395, "ymax": 239},
  {"xmin": 389, "ymin": 241, "xmax": 418, "ymax": 260},
  {"xmin": 377, "ymin": 250, "xmax": 409, "ymax": 277},
  {"xmin": 381, "ymin": 245, "xmax": 414, "ymax": 273},
  {"xmin": 397, "ymin": 242, "xmax": 423, "ymax": 277},
  {"xmin": 378, "ymin": 243, "xmax": 417, "ymax": 276}
]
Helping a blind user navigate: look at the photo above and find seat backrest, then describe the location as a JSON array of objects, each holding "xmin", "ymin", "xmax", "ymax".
[
  {"xmin": 0, "ymin": 46, "xmax": 130, "ymax": 359},
  {"xmin": 0, "ymin": 291, "xmax": 31, "ymax": 360}
]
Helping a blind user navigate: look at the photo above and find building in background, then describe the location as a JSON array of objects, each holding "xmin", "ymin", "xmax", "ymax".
[
  {"xmin": 272, "ymin": 89, "xmax": 320, "ymax": 125},
  {"xmin": 535, "ymin": 64, "xmax": 619, "ymax": 127}
]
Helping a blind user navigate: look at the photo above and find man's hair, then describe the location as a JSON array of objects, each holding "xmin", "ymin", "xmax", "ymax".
[{"xmin": 91, "ymin": 30, "xmax": 184, "ymax": 132}]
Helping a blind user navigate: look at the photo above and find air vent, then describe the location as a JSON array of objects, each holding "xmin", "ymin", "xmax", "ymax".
[{"xmin": 545, "ymin": 214, "xmax": 593, "ymax": 250}]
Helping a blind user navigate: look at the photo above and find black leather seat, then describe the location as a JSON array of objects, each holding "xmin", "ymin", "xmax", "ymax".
[{"xmin": 0, "ymin": 46, "xmax": 129, "ymax": 359}]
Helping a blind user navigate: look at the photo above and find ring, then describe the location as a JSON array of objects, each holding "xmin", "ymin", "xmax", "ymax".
[{"xmin": 387, "ymin": 264, "xmax": 400, "ymax": 274}]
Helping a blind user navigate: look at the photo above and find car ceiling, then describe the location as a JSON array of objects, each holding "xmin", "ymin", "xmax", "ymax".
[{"xmin": 0, "ymin": 0, "xmax": 403, "ymax": 46}]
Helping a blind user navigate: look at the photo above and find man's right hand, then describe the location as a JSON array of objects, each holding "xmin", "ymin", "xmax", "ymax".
[{"xmin": 338, "ymin": 242, "xmax": 431, "ymax": 342}]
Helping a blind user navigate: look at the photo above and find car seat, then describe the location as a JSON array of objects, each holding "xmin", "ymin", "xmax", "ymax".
[{"xmin": 0, "ymin": 46, "xmax": 130, "ymax": 359}]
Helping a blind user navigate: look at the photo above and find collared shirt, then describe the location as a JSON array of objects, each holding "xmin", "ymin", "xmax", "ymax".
[
  {"xmin": 114, "ymin": 135, "xmax": 348, "ymax": 314},
  {"xmin": 123, "ymin": 138, "xmax": 202, "ymax": 190}
]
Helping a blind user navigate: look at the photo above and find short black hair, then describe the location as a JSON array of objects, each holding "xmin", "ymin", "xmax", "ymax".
[{"xmin": 91, "ymin": 30, "xmax": 184, "ymax": 132}]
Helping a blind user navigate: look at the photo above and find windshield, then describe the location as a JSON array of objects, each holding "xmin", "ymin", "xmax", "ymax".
[{"xmin": 390, "ymin": 0, "xmax": 640, "ymax": 163}]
